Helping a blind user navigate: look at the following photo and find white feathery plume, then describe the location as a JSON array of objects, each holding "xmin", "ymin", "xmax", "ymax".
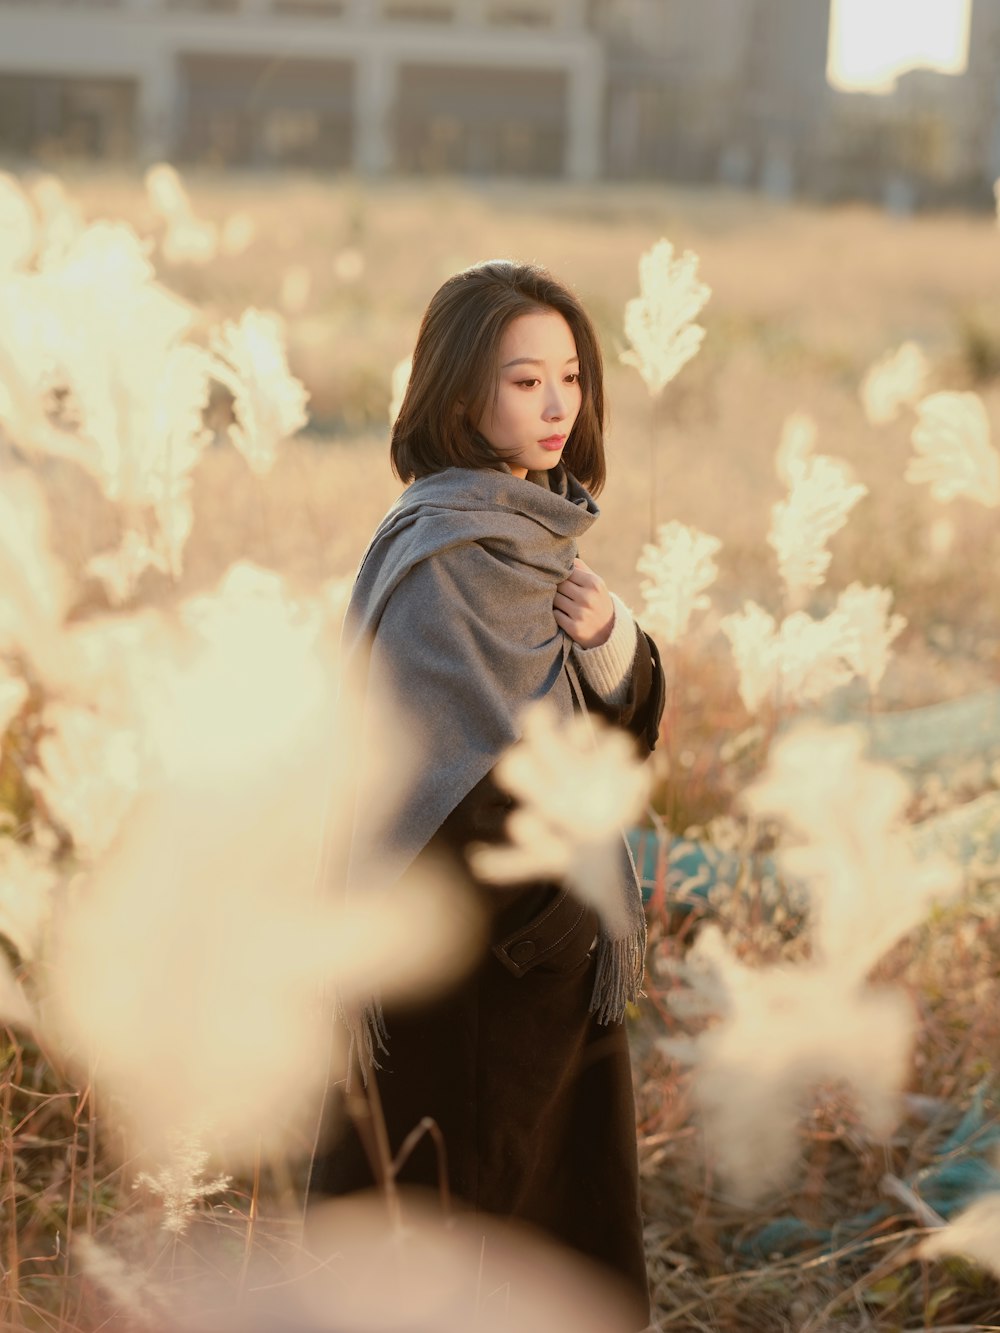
[
  {"xmin": 0, "ymin": 663, "xmax": 28, "ymax": 776},
  {"xmin": 322, "ymin": 574, "xmax": 354, "ymax": 632},
  {"xmin": 0, "ymin": 669, "xmax": 28, "ymax": 749},
  {"xmin": 1, "ymin": 218, "xmax": 210, "ymax": 587},
  {"xmin": 43, "ymin": 218, "xmax": 160, "ymax": 292},
  {"xmin": 665, "ymin": 724, "xmax": 960, "ymax": 1201},
  {"xmin": 76, "ymin": 1237, "xmax": 171, "ymax": 1325},
  {"xmin": 745, "ymin": 725, "xmax": 960, "ymax": 977},
  {"xmin": 0, "ymin": 272, "xmax": 64, "ymax": 450},
  {"xmin": 333, "ymin": 246, "xmax": 365, "ymax": 283},
  {"xmin": 219, "ymin": 211, "xmax": 257, "ymax": 258},
  {"xmin": 620, "ymin": 238, "xmax": 711, "ymax": 396},
  {"xmin": 927, "ymin": 514, "xmax": 955, "ymax": 558},
  {"xmin": 151, "ymin": 491, "xmax": 196, "ymax": 581},
  {"xmin": 665, "ymin": 924, "xmax": 913, "ymax": 1201},
  {"xmin": 0, "ymin": 953, "xmax": 34, "ymax": 1028},
  {"xmin": 0, "ymin": 221, "xmax": 187, "ymax": 465},
  {"xmin": 0, "ymin": 173, "xmax": 35, "ymax": 272},
  {"xmin": 30, "ymin": 174, "xmax": 84, "ymax": 268},
  {"xmin": 0, "ymin": 836, "xmax": 56, "ymax": 965},
  {"xmin": 860, "ymin": 341, "xmax": 929, "ymax": 426},
  {"xmin": 146, "ymin": 163, "xmax": 218, "ymax": 267},
  {"xmin": 209, "ymin": 308, "xmax": 310, "ymax": 476},
  {"xmin": 27, "ymin": 702, "xmax": 143, "ymax": 862},
  {"xmin": 0, "ymin": 468, "xmax": 71, "ymax": 676},
  {"xmin": 470, "ymin": 701, "xmax": 649, "ymax": 934},
  {"xmin": 389, "ymin": 355, "xmax": 412, "ymax": 426},
  {"xmin": 921, "ymin": 1192, "xmax": 1000, "ymax": 1281},
  {"xmin": 84, "ymin": 526, "xmax": 172, "ymax": 607},
  {"xmin": 720, "ymin": 602, "xmax": 859, "ymax": 715},
  {"xmin": 906, "ymin": 390, "xmax": 1000, "ymax": 506},
  {"xmin": 145, "ymin": 162, "xmax": 190, "ymax": 220},
  {"xmin": 719, "ymin": 602, "xmax": 780, "ymax": 715},
  {"xmin": 54, "ymin": 608, "xmax": 180, "ymax": 723},
  {"xmin": 79, "ymin": 340, "xmax": 213, "ymax": 510},
  {"xmin": 134, "ymin": 1130, "xmax": 232, "ymax": 1235},
  {"xmin": 768, "ymin": 452, "xmax": 868, "ymax": 606},
  {"xmin": 774, "ymin": 411, "xmax": 817, "ymax": 485},
  {"xmin": 46, "ymin": 562, "xmax": 475, "ymax": 1164},
  {"xmin": 776, "ymin": 609, "xmax": 858, "ymax": 707},
  {"xmin": 162, "ymin": 216, "xmax": 218, "ymax": 267},
  {"xmin": 637, "ymin": 519, "xmax": 722, "ymax": 645},
  {"xmin": 834, "ymin": 582, "xmax": 907, "ymax": 693},
  {"xmin": 35, "ymin": 222, "xmax": 209, "ymax": 497}
]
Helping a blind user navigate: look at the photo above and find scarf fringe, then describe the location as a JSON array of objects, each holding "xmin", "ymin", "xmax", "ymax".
[{"xmin": 588, "ymin": 927, "xmax": 647, "ymax": 1026}]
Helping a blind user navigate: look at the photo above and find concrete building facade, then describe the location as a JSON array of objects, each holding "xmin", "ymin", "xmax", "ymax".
[
  {"xmin": 1, "ymin": 0, "xmax": 999, "ymax": 203},
  {"xmin": 0, "ymin": 0, "xmax": 603, "ymax": 177}
]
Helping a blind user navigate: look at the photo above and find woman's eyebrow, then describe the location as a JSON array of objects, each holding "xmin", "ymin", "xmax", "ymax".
[{"xmin": 501, "ymin": 355, "xmax": 580, "ymax": 369}]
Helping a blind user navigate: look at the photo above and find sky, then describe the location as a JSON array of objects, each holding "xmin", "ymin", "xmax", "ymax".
[{"xmin": 827, "ymin": 0, "xmax": 972, "ymax": 94}]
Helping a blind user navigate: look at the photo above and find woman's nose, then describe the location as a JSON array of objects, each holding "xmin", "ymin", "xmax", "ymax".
[{"xmin": 544, "ymin": 385, "xmax": 567, "ymax": 420}]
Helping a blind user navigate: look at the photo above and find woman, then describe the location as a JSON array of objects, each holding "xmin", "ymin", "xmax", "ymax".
[{"xmin": 309, "ymin": 260, "xmax": 665, "ymax": 1326}]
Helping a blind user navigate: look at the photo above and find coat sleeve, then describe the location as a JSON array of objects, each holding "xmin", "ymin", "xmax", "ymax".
[{"xmin": 577, "ymin": 627, "xmax": 665, "ymax": 758}]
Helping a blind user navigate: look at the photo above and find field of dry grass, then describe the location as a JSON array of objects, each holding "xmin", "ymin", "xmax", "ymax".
[
  {"xmin": 48, "ymin": 169, "xmax": 1000, "ymax": 693},
  {"xmin": 5, "ymin": 168, "xmax": 1000, "ymax": 1332}
]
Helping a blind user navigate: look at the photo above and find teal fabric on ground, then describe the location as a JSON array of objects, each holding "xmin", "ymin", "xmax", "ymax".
[
  {"xmin": 626, "ymin": 827, "xmax": 761, "ymax": 910},
  {"xmin": 630, "ymin": 684, "xmax": 1000, "ymax": 1266},
  {"xmin": 733, "ymin": 1084, "xmax": 1000, "ymax": 1262},
  {"xmin": 629, "ymin": 689, "xmax": 1000, "ymax": 911}
]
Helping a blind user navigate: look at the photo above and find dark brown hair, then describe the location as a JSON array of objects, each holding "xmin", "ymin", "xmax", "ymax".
[{"xmin": 391, "ymin": 259, "xmax": 606, "ymax": 494}]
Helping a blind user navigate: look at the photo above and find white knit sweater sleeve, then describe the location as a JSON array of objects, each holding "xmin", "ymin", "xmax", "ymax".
[{"xmin": 571, "ymin": 592, "xmax": 639, "ymax": 707}]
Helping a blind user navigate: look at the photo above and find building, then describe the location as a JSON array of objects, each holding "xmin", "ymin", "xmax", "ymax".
[
  {"xmin": 1, "ymin": 0, "xmax": 998, "ymax": 202},
  {"xmin": 589, "ymin": 0, "xmax": 834, "ymax": 195},
  {"xmin": 819, "ymin": 0, "xmax": 1000, "ymax": 208},
  {"xmin": 0, "ymin": 0, "xmax": 603, "ymax": 177}
]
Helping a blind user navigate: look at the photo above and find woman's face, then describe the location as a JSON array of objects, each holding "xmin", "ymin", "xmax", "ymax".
[{"xmin": 475, "ymin": 308, "xmax": 582, "ymax": 479}]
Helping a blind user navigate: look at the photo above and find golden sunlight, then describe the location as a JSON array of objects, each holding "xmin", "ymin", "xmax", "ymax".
[{"xmin": 828, "ymin": 0, "xmax": 971, "ymax": 94}]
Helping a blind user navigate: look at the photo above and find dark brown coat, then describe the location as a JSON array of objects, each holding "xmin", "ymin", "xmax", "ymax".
[{"xmin": 308, "ymin": 631, "xmax": 665, "ymax": 1327}]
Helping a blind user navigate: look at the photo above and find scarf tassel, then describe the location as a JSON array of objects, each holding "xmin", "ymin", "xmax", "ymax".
[{"xmin": 588, "ymin": 928, "xmax": 646, "ymax": 1026}]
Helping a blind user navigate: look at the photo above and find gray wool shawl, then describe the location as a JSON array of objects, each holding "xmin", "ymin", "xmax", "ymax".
[{"xmin": 341, "ymin": 463, "xmax": 646, "ymax": 1057}]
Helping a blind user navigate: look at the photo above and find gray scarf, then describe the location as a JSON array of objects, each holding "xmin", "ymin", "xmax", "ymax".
[{"xmin": 341, "ymin": 463, "xmax": 646, "ymax": 1060}]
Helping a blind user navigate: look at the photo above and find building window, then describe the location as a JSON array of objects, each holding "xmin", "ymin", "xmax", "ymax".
[
  {"xmin": 177, "ymin": 53, "xmax": 353, "ymax": 168},
  {"xmin": 0, "ymin": 74, "xmax": 136, "ymax": 158},
  {"xmin": 166, "ymin": 0, "xmax": 241, "ymax": 12},
  {"xmin": 382, "ymin": 3, "xmax": 454, "ymax": 21},
  {"xmin": 262, "ymin": 108, "xmax": 322, "ymax": 155},
  {"xmin": 0, "ymin": 0, "xmax": 122, "ymax": 7},
  {"xmin": 487, "ymin": 5, "xmax": 553, "ymax": 26},
  {"xmin": 395, "ymin": 63, "xmax": 568, "ymax": 176},
  {"xmin": 272, "ymin": 0, "xmax": 346, "ymax": 12}
]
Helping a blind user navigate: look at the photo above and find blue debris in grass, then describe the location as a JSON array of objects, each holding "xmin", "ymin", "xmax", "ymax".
[
  {"xmin": 731, "ymin": 1086, "xmax": 1000, "ymax": 1262},
  {"xmin": 627, "ymin": 826, "xmax": 761, "ymax": 910},
  {"xmin": 632, "ymin": 684, "xmax": 1000, "ymax": 1265},
  {"xmin": 630, "ymin": 688, "xmax": 1000, "ymax": 910},
  {"xmin": 629, "ymin": 786, "xmax": 1000, "ymax": 909}
]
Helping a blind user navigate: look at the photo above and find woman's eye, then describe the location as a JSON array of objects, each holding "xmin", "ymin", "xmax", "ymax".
[
  {"xmin": 565, "ymin": 373, "xmax": 580, "ymax": 384},
  {"xmin": 515, "ymin": 379, "xmax": 540, "ymax": 389}
]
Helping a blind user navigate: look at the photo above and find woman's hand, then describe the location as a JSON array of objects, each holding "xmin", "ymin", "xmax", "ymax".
[{"xmin": 554, "ymin": 558, "xmax": 615, "ymax": 648}]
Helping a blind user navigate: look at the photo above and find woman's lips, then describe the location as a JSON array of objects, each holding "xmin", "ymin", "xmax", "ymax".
[{"xmin": 538, "ymin": 435, "xmax": 566, "ymax": 451}]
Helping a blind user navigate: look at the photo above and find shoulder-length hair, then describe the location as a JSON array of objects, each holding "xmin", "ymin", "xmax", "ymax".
[{"xmin": 391, "ymin": 259, "xmax": 606, "ymax": 494}]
